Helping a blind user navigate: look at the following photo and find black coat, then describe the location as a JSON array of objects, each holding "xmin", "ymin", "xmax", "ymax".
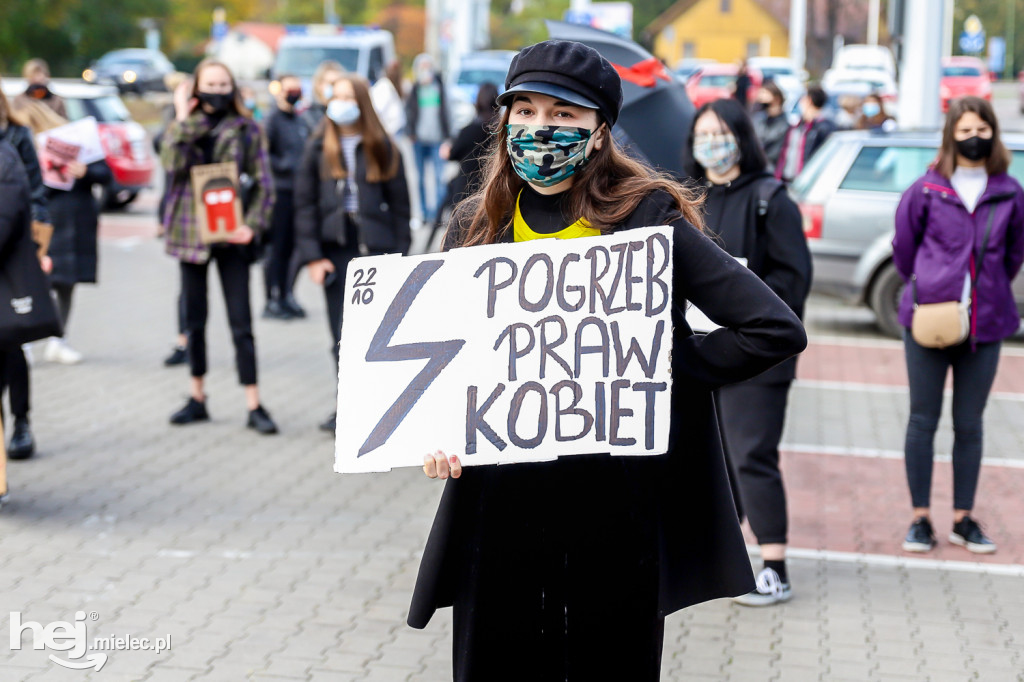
[
  {"xmin": 46, "ymin": 160, "xmax": 111, "ymax": 286},
  {"xmin": 444, "ymin": 115, "xmax": 492, "ymax": 207},
  {"xmin": 0, "ymin": 122, "xmax": 49, "ymax": 224},
  {"xmin": 266, "ymin": 105, "xmax": 312, "ymax": 193},
  {"xmin": 294, "ymin": 134, "xmax": 411, "ymax": 263},
  {"xmin": 0, "ymin": 141, "xmax": 30, "ymax": 251},
  {"xmin": 408, "ymin": 190, "xmax": 808, "ymax": 630},
  {"xmin": 701, "ymin": 171, "xmax": 812, "ymax": 383}
]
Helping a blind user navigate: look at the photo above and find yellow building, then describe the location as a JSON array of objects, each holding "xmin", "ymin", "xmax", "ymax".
[{"xmin": 647, "ymin": 0, "xmax": 790, "ymax": 68}]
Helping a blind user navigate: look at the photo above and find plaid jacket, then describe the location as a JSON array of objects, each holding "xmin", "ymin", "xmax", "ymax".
[{"xmin": 160, "ymin": 112, "xmax": 274, "ymax": 264}]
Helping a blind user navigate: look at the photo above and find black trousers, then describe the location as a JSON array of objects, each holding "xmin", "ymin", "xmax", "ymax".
[
  {"xmin": 716, "ymin": 381, "xmax": 792, "ymax": 546},
  {"xmin": 263, "ymin": 189, "xmax": 297, "ymax": 302},
  {"xmin": 180, "ymin": 247, "xmax": 257, "ymax": 386},
  {"xmin": 0, "ymin": 349, "xmax": 30, "ymax": 422},
  {"xmin": 903, "ymin": 332, "xmax": 1001, "ymax": 510}
]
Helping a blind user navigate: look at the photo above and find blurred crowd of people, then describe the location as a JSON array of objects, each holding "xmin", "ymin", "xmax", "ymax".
[{"xmin": 2, "ymin": 44, "xmax": 1021, "ymax": 640}]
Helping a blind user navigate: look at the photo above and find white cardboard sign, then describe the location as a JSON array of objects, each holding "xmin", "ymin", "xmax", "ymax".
[
  {"xmin": 334, "ymin": 225, "xmax": 675, "ymax": 473},
  {"xmin": 37, "ymin": 117, "xmax": 105, "ymax": 165}
]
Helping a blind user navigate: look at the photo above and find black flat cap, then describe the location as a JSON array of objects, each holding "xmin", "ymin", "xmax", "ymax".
[{"xmin": 497, "ymin": 40, "xmax": 623, "ymax": 126}]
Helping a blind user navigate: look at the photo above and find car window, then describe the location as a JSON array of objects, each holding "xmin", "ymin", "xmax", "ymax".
[
  {"xmin": 456, "ymin": 68, "xmax": 507, "ymax": 87},
  {"xmin": 368, "ymin": 47, "xmax": 384, "ymax": 82},
  {"xmin": 943, "ymin": 66, "xmax": 981, "ymax": 77},
  {"xmin": 276, "ymin": 47, "xmax": 360, "ymax": 78},
  {"xmin": 1009, "ymin": 151, "xmax": 1024, "ymax": 184},
  {"xmin": 699, "ymin": 74, "xmax": 736, "ymax": 87},
  {"xmin": 790, "ymin": 137, "xmax": 840, "ymax": 197},
  {"xmin": 838, "ymin": 145, "xmax": 934, "ymax": 193},
  {"xmin": 68, "ymin": 95, "xmax": 131, "ymax": 123}
]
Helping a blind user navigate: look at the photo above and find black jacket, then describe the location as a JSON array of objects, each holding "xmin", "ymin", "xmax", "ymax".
[
  {"xmin": 444, "ymin": 115, "xmax": 493, "ymax": 206},
  {"xmin": 0, "ymin": 122, "xmax": 49, "ymax": 224},
  {"xmin": 408, "ymin": 190, "xmax": 808, "ymax": 630},
  {"xmin": 266, "ymin": 105, "xmax": 311, "ymax": 192},
  {"xmin": 405, "ymin": 74, "xmax": 451, "ymax": 142},
  {"xmin": 702, "ymin": 172, "xmax": 812, "ymax": 383},
  {"xmin": 46, "ymin": 160, "xmax": 112, "ymax": 286},
  {"xmin": 294, "ymin": 133, "xmax": 411, "ymax": 262},
  {"xmin": 778, "ymin": 117, "xmax": 836, "ymax": 178},
  {"xmin": 0, "ymin": 141, "xmax": 29, "ymax": 252}
]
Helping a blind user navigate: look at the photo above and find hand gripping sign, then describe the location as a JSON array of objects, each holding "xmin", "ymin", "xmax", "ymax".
[{"xmin": 334, "ymin": 226, "xmax": 674, "ymax": 473}]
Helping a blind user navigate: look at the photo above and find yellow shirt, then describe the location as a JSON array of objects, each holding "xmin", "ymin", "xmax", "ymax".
[{"xmin": 513, "ymin": 190, "xmax": 600, "ymax": 242}]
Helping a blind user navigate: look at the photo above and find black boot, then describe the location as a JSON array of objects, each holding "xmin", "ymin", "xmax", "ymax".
[
  {"xmin": 319, "ymin": 412, "xmax": 336, "ymax": 433},
  {"xmin": 282, "ymin": 294, "xmax": 306, "ymax": 319},
  {"xmin": 164, "ymin": 345, "xmax": 187, "ymax": 367},
  {"xmin": 170, "ymin": 397, "xmax": 209, "ymax": 425},
  {"xmin": 8, "ymin": 417, "xmax": 35, "ymax": 460},
  {"xmin": 262, "ymin": 299, "xmax": 293, "ymax": 320}
]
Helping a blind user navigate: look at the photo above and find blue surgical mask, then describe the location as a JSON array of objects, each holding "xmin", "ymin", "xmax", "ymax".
[
  {"xmin": 506, "ymin": 124, "xmax": 593, "ymax": 188},
  {"xmin": 244, "ymin": 99, "xmax": 257, "ymax": 111},
  {"xmin": 326, "ymin": 99, "xmax": 360, "ymax": 126},
  {"xmin": 862, "ymin": 102, "xmax": 881, "ymax": 118},
  {"xmin": 693, "ymin": 132, "xmax": 740, "ymax": 175},
  {"xmin": 322, "ymin": 84, "xmax": 334, "ymax": 102}
]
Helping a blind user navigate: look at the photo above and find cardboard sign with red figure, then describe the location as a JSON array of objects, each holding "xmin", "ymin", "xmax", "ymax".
[
  {"xmin": 190, "ymin": 162, "xmax": 243, "ymax": 244},
  {"xmin": 38, "ymin": 136, "xmax": 81, "ymax": 191}
]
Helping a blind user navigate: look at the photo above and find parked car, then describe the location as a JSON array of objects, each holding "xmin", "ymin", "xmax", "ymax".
[
  {"xmin": 747, "ymin": 56, "xmax": 806, "ymax": 104},
  {"xmin": 674, "ymin": 58, "xmax": 716, "ymax": 83},
  {"xmin": 83, "ymin": 49, "xmax": 175, "ymax": 94},
  {"xmin": 447, "ymin": 50, "xmax": 516, "ymax": 130},
  {"xmin": 940, "ymin": 57, "xmax": 990, "ymax": 112},
  {"xmin": 685, "ymin": 63, "xmax": 762, "ymax": 109},
  {"xmin": 790, "ymin": 130, "xmax": 1024, "ymax": 337},
  {"xmin": 832, "ymin": 44, "xmax": 897, "ymax": 78},
  {"xmin": 822, "ymin": 68, "xmax": 898, "ymax": 104},
  {"xmin": 1, "ymin": 78, "xmax": 154, "ymax": 209},
  {"xmin": 271, "ymin": 27, "xmax": 395, "ymax": 97}
]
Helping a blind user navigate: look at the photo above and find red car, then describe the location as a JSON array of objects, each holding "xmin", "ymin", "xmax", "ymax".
[
  {"xmin": 1, "ymin": 79, "xmax": 155, "ymax": 209},
  {"xmin": 685, "ymin": 63, "xmax": 763, "ymax": 110},
  {"xmin": 940, "ymin": 57, "xmax": 991, "ymax": 112}
]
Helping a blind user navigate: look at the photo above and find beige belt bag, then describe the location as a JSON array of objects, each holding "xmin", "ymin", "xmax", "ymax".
[{"xmin": 911, "ymin": 300, "xmax": 969, "ymax": 348}]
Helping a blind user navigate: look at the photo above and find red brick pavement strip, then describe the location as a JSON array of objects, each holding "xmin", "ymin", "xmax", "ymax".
[
  {"xmin": 798, "ymin": 341, "xmax": 1024, "ymax": 394},
  {"xmin": 748, "ymin": 449, "xmax": 1024, "ymax": 566}
]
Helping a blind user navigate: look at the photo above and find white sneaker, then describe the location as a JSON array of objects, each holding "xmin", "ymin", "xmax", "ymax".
[
  {"xmin": 733, "ymin": 567, "xmax": 792, "ymax": 607},
  {"xmin": 21, "ymin": 343, "xmax": 34, "ymax": 366},
  {"xmin": 44, "ymin": 338, "xmax": 83, "ymax": 365}
]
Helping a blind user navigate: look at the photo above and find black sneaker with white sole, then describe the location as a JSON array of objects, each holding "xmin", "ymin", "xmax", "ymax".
[
  {"xmin": 950, "ymin": 516, "xmax": 996, "ymax": 554},
  {"xmin": 733, "ymin": 567, "xmax": 792, "ymax": 607},
  {"xmin": 902, "ymin": 517, "xmax": 936, "ymax": 552}
]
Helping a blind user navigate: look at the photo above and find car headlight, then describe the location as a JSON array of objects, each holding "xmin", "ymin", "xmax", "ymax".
[
  {"xmin": 123, "ymin": 70, "xmax": 137, "ymax": 84},
  {"xmin": 83, "ymin": 68, "xmax": 96, "ymax": 82}
]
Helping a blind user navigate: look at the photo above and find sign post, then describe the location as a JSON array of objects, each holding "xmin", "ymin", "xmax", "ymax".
[{"xmin": 334, "ymin": 227, "xmax": 675, "ymax": 473}]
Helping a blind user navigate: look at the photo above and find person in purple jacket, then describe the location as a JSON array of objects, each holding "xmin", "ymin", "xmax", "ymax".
[{"xmin": 893, "ymin": 97, "xmax": 1024, "ymax": 555}]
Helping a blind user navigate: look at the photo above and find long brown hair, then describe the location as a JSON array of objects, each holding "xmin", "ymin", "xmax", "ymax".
[
  {"xmin": 320, "ymin": 74, "xmax": 398, "ymax": 183},
  {"xmin": 0, "ymin": 76, "xmax": 27, "ymax": 128},
  {"xmin": 189, "ymin": 58, "xmax": 251, "ymax": 119},
  {"xmin": 451, "ymin": 108, "xmax": 705, "ymax": 246},
  {"xmin": 934, "ymin": 96, "xmax": 1009, "ymax": 177}
]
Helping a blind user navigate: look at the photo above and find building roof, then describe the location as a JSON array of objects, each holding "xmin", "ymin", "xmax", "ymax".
[{"xmin": 233, "ymin": 22, "xmax": 288, "ymax": 51}]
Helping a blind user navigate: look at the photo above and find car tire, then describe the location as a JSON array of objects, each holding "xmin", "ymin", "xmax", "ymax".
[{"xmin": 868, "ymin": 262, "xmax": 905, "ymax": 339}]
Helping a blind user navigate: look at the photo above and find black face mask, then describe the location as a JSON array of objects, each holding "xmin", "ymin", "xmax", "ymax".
[
  {"xmin": 197, "ymin": 91, "xmax": 234, "ymax": 114},
  {"xmin": 956, "ymin": 135, "xmax": 993, "ymax": 162},
  {"xmin": 284, "ymin": 90, "xmax": 302, "ymax": 105},
  {"xmin": 26, "ymin": 83, "xmax": 50, "ymax": 99}
]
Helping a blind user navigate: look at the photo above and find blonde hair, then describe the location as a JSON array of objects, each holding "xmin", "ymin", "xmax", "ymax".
[{"xmin": 22, "ymin": 58, "xmax": 51, "ymax": 80}]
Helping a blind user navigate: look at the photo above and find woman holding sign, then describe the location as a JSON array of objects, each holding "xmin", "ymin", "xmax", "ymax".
[
  {"xmin": 294, "ymin": 73, "xmax": 411, "ymax": 433},
  {"xmin": 683, "ymin": 97, "xmax": 812, "ymax": 606},
  {"xmin": 411, "ymin": 40, "xmax": 807, "ymax": 681},
  {"xmin": 161, "ymin": 59, "xmax": 278, "ymax": 435}
]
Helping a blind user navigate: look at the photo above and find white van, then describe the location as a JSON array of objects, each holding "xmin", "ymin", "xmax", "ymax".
[
  {"xmin": 832, "ymin": 44, "xmax": 897, "ymax": 78},
  {"xmin": 273, "ymin": 27, "xmax": 396, "ymax": 86}
]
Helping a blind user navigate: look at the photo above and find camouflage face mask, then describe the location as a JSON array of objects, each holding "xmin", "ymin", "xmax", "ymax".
[{"xmin": 506, "ymin": 124, "xmax": 593, "ymax": 187}]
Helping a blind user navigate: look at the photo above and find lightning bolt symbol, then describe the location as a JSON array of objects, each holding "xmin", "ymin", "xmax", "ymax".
[{"xmin": 358, "ymin": 260, "xmax": 466, "ymax": 456}]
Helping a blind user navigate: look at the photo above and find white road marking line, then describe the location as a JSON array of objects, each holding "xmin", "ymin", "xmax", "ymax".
[
  {"xmin": 793, "ymin": 378, "xmax": 1024, "ymax": 402},
  {"xmin": 747, "ymin": 545, "xmax": 1024, "ymax": 576},
  {"xmin": 780, "ymin": 443, "xmax": 1024, "ymax": 469},
  {"xmin": 807, "ymin": 333, "xmax": 1024, "ymax": 356}
]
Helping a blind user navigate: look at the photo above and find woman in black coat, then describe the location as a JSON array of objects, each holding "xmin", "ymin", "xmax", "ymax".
[
  {"xmin": 0, "ymin": 84, "xmax": 50, "ymax": 458},
  {"xmin": 44, "ymin": 157, "xmax": 111, "ymax": 364},
  {"xmin": 414, "ymin": 41, "xmax": 807, "ymax": 681},
  {"xmin": 294, "ymin": 73, "xmax": 411, "ymax": 432},
  {"xmin": 683, "ymin": 97, "xmax": 812, "ymax": 606},
  {"xmin": 430, "ymin": 82, "xmax": 499, "ymax": 249}
]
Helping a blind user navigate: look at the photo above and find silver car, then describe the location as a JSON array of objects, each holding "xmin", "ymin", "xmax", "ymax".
[{"xmin": 790, "ymin": 130, "xmax": 1024, "ymax": 337}]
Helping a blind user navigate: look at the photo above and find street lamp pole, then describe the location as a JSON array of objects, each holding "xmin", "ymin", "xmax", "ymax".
[
  {"xmin": 1008, "ymin": 0, "xmax": 1017, "ymax": 81},
  {"xmin": 898, "ymin": 0, "xmax": 945, "ymax": 129},
  {"xmin": 789, "ymin": 0, "xmax": 807, "ymax": 71}
]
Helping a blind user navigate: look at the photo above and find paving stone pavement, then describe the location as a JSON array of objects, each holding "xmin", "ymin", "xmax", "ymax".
[{"xmin": 1, "ymin": 215, "xmax": 1023, "ymax": 681}]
